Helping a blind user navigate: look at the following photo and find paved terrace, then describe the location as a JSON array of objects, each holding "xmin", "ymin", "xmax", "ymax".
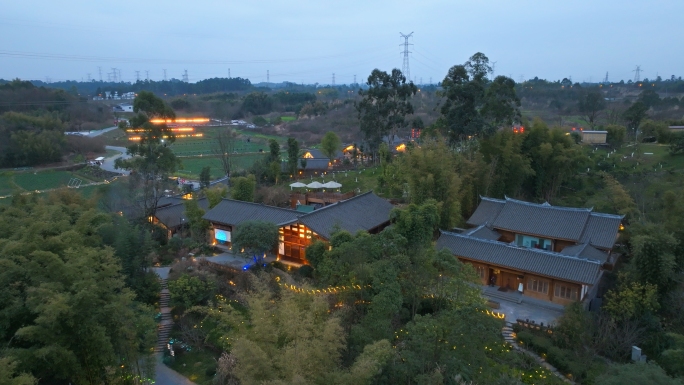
[{"xmin": 483, "ymin": 286, "xmax": 565, "ymax": 326}]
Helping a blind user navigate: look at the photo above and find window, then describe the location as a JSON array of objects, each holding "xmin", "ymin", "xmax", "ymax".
[
  {"xmin": 527, "ymin": 278, "xmax": 549, "ymax": 294},
  {"xmin": 515, "ymin": 234, "xmax": 552, "ymax": 250},
  {"xmin": 555, "ymin": 284, "xmax": 578, "ymax": 300},
  {"xmin": 476, "ymin": 265, "xmax": 486, "ymax": 279}
]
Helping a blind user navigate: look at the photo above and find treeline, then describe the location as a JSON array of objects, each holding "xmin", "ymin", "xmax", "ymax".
[{"xmin": 0, "ymin": 80, "xmax": 108, "ymax": 167}]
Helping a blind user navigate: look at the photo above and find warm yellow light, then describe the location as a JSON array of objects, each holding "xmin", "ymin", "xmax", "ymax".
[
  {"xmin": 303, "ymin": 152, "xmax": 314, "ymax": 159},
  {"xmin": 396, "ymin": 143, "xmax": 406, "ymax": 152}
]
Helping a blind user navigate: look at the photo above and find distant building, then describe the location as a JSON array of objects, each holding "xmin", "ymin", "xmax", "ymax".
[
  {"xmin": 581, "ymin": 130, "xmax": 608, "ymax": 144},
  {"xmin": 112, "ymin": 104, "xmax": 134, "ymax": 113}
]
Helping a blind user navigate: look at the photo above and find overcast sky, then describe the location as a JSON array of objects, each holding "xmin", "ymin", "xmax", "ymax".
[{"xmin": 1, "ymin": 0, "xmax": 682, "ymax": 85}]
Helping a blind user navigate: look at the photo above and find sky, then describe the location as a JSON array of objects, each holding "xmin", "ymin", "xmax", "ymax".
[{"xmin": 1, "ymin": 0, "xmax": 683, "ymax": 85}]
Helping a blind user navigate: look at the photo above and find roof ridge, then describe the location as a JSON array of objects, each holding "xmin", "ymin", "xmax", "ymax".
[
  {"xmin": 219, "ymin": 198, "xmax": 300, "ymax": 213},
  {"xmin": 478, "ymin": 195, "xmax": 506, "ymax": 203},
  {"xmin": 298, "ymin": 191, "xmax": 376, "ymax": 217},
  {"xmin": 441, "ymin": 231, "xmax": 603, "ymax": 265},
  {"xmin": 589, "ymin": 212, "xmax": 625, "ymax": 219},
  {"xmin": 503, "ymin": 196, "xmax": 593, "ymax": 212}
]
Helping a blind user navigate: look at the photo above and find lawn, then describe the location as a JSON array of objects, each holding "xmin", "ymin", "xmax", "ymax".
[
  {"xmin": 177, "ymin": 154, "xmax": 267, "ymax": 179},
  {"xmin": 13, "ymin": 171, "xmax": 75, "ymax": 191},
  {"xmin": 0, "ymin": 173, "xmax": 18, "ymax": 196},
  {"xmin": 280, "ymin": 116, "xmax": 296, "ymax": 122},
  {"xmin": 283, "ymin": 166, "xmax": 381, "ymax": 195},
  {"xmin": 168, "ymin": 349, "xmax": 219, "ymax": 385}
]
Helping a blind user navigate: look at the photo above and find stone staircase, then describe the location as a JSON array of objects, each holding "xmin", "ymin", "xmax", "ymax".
[
  {"xmin": 483, "ymin": 286, "xmax": 523, "ymax": 304},
  {"xmin": 155, "ymin": 279, "xmax": 173, "ymax": 353}
]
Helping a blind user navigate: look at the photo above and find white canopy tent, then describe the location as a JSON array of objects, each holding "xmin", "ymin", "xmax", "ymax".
[
  {"xmin": 307, "ymin": 181, "xmax": 324, "ymax": 189},
  {"xmin": 289, "ymin": 182, "xmax": 307, "ymax": 190},
  {"xmin": 322, "ymin": 181, "xmax": 342, "ymax": 189}
]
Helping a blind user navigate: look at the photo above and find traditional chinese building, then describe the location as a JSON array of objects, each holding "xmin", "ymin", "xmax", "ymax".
[
  {"xmin": 203, "ymin": 192, "xmax": 394, "ymax": 264},
  {"xmin": 437, "ymin": 197, "xmax": 623, "ymax": 306}
]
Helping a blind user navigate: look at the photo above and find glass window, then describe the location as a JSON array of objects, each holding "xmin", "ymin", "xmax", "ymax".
[
  {"xmin": 515, "ymin": 234, "xmax": 552, "ymax": 250},
  {"xmin": 554, "ymin": 284, "xmax": 578, "ymax": 300},
  {"xmin": 526, "ymin": 278, "xmax": 549, "ymax": 294},
  {"xmin": 476, "ymin": 266, "xmax": 486, "ymax": 279}
]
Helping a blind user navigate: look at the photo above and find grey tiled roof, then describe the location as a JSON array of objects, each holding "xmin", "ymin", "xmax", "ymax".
[
  {"xmin": 300, "ymin": 158, "xmax": 330, "ymax": 170},
  {"xmin": 303, "ymin": 148, "xmax": 344, "ymax": 159},
  {"xmin": 580, "ymin": 213, "xmax": 623, "ymax": 250},
  {"xmin": 464, "ymin": 225, "xmax": 501, "ymax": 241},
  {"xmin": 298, "ymin": 191, "xmax": 393, "ymax": 240},
  {"xmin": 155, "ymin": 198, "xmax": 209, "ymax": 228},
  {"xmin": 203, "ymin": 199, "xmax": 300, "ymax": 227},
  {"xmin": 561, "ymin": 243, "xmax": 609, "ymax": 263},
  {"xmin": 466, "ymin": 197, "xmax": 505, "ymax": 226},
  {"xmin": 436, "ymin": 231, "xmax": 602, "ymax": 285},
  {"xmin": 492, "ymin": 198, "xmax": 592, "ymax": 241}
]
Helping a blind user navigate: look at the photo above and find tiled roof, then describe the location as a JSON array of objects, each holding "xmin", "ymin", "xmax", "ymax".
[
  {"xmin": 492, "ymin": 198, "xmax": 592, "ymax": 241},
  {"xmin": 203, "ymin": 199, "xmax": 300, "ymax": 227},
  {"xmin": 298, "ymin": 191, "xmax": 393, "ymax": 240},
  {"xmin": 468, "ymin": 197, "xmax": 623, "ymax": 249},
  {"xmin": 300, "ymin": 158, "xmax": 330, "ymax": 170},
  {"xmin": 155, "ymin": 198, "xmax": 209, "ymax": 228},
  {"xmin": 436, "ymin": 231, "xmax": 603, "ymax": 285},
  {"xmin": 560, "ymin": 243, "xmax": 609, "ymax": 264},
  {"xmin": 580, "ymin": 213, "xmax": 623, "ymax": 250},
  {"xmin": 466, "ymin": 197, "xmax": 505, "ymax": 226},
  {"xmin": 464, "ymin": 225, "xmax": 501, "ymax": 241},
  {"xmin": 303, "ymin": 148, "xmax": 344, "ymax": 159}
]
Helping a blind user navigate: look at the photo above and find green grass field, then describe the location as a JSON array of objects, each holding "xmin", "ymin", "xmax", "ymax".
[
  {"xmin": 0, "ymin": 173, "xmax": 18, "ymax": 196},
  {"xmin": 13, "ymin": 171, "xmax": 75, "ymax": 191},
  {"xmin": 282, "ymin": 166, "xmax": 381, "ymax": 195},
  {"xmin": 280, "ymin": 116, "xmax": 296, "ymax": 122},
  {"xmin": 177, "ymin": 154, "xmax": 267, "ymax": 179}
]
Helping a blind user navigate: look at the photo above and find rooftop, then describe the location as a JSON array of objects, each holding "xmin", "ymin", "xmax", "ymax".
[
  {"xmin": 436, "ymin": 231, "xmax": 603, "ymax": 285},
  {"xmin": 203, "ymin": 199, "xmax": 300, "ymax": 227}
]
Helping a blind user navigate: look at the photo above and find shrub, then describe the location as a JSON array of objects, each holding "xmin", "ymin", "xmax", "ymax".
[{"xmin": 296, "ymin": 265, "xmax": 314, "ymax": 278}]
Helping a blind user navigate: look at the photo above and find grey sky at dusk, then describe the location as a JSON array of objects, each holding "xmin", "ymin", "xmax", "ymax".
[{"xmin": 1, "ymin": 0, "xmax": 682, "ymax": 84}]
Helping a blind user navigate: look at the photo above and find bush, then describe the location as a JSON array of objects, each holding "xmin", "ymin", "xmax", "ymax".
[{"xmin": 296, "ymin": 265, "xmax": 314, "ymax": 278}]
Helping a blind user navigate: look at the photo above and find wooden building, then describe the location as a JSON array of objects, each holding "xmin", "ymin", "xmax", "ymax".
[
  {"xmin": 203, "ymin": 192, "xmax": 394, "ymax": 265},
  {"xmin": 437, "ymin": 197, "xmax": 623, "ymax": 306},
  {"xmin": 153, "ymin": 197, "xmax": 209, "ymax": 239}
]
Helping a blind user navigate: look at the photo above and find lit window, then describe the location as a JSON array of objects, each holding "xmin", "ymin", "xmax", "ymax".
[{"xmin": 527, "ymin": 279, "xmax": 549, "ymax": 294}]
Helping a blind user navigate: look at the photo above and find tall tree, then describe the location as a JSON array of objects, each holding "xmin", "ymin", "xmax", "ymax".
[
  {"xmin": 286, "ymin": 137, "xmax": 300, "ymax": 176},
  {"xmin": 356, "ymin": 69, "xmax": 417, "ymax": 158},
  {"xmin": 578, "ymin": 90, "xmax": 607, "ymax": 128},
  {"xmin": 212, "ymin": 127, "xmax": 237, "ymax": 176},
  {"xmin": 320, "ymin": 131, "xmax": 342, "ymax": 163},
  {"xmin": 115, "ymin": 91, "xmax": 180, "ymax": 217},
  {"xmin": 199, "ymin": 166, "xmax": 211, "ymax": 189},
  {"xmin": 623, "ymin": 101, "xmax": 649, "ymax": 136},
  {"xmin": 440, "ymin": 52, "xmax": 520, "ymax": 146}
]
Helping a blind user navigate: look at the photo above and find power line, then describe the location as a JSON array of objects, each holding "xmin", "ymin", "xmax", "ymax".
[{"xmin": 400, "ymin": 32, "xmax": 413, "ymax": 80}]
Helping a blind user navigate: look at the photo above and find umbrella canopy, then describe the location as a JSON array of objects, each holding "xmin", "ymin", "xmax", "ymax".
[
  {"xmin": 322, "ymin": 181, "xmax": 342, "ymax": 189},
  {"xmin": 289, "ymin": 182, "xmax": 307, "ymax": 188},
  {"xmin": 307, "ymin": 181, "xmax": 324, "ymax": 189}
]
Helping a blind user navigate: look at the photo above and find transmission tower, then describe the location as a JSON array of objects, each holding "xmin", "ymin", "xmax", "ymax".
[
  {"xmin": 182, "ymin": 70, "xmax": 189, "ymax": 83},
  {"xmin": 399, "ymin": 32, "xmax": 413, "ymax": 80},
  {"xmin": 135, "ymin": 71, "xmax": 140, "ymax": 81},
  {"xmin": 98, "ymin": 66, "xmax": 102, "ymax": 81},
  {"xmin": 633, "ymin": 65, "xmax": 642, "ymax": 82},
  {"xmin": 353, "ymin": 74, "xmax": 356, "ymax": 84},
  {"xmin": 163, "ymin": 69, "xmax": 167, "ymax": 81},
  {"xmin": 332, "ymin": 73, "xmax": 335, "ymax": 86},
  {"xmin": 145, "ymin": 70, "xmax": 149, "ymax": 81},
  {"xmin": 87, "ymin": 73, "xmax": 91, "ymax": 81},
  {"xmin": 228, "ymin": 68, "xmax": 231, "ymax": 78},
  {"xmin": 603, "ymin": 71, "xmax": 609, "ymax": 84},
  {"xmin": 111, "ymin": 68, "xmax": 117, "ymax": 82}
]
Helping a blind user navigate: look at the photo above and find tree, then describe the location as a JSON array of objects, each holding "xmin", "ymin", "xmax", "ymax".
[
  {"xmin": 670, "ymin": 133, "xmax": 684, "ymax": 155},
  {"xmin": 184, "ymin": 198, "xmax": 210, "ymax": 243},
  {"xmin": 230, "ymin": 175, "xmax": 256, "ymax": 202},
  {"xmin": 440, "ymin": 53, "xmax": 520, "ymax": 145},
  {"xmin": 578, "ymin": 91, "xmax": 606, "ymax": 128},
  {"xmin": 604, "ymin": 278, "xmax": 660, "ymax": 321},
  {"xmin": 212, "ymin": 128, "xmax": 237, "ymax": 176},
  {"xmin": 230, "ymin": 286, "xmax": 392, "ymax": 385},
  {"xmin": 167, "ymin": 274, "xmax": 217, "ymax": 310},
  {"xmin": 231, "ymin": 220, "xmax": 279, "ymax": 262},
  {"xmin": 0, "ymin": 357, "xmax": 36, "ymax": 385},
  {"xmin": 205, "ymin": 185, "xmax": 228, "ymax": 208},
  {"xmin": 605, "ymin": 124, "xmax": 627, "ymax": 147},
  {"xmin": 115, "ymin": 91, "xmax": 180, "ymax": 217},
  {"xmin": 595, "ymin": 363, "xmax": 682, "ymax": 385},
  {"xmin": 286, "ymin": 137, "xmax": 300, "ymax": 176},
  {"xmin": 0, "ymin": 191, "xmax": 156, "ymax": 384},
  {"xmin": 199, "ymin": 166, "xmax": 211, "ymax": 189},
  {"xmin": 268, "ymin": 139, "xmax": 280, "ymax": 162},
  {"xmin": 396, "ymin": 140, "xmax": 462, "ymax": 229},
  {"xmin": 320, "ymin": 131, "xmax": 342, "ymax": 163},
  {"xmin": 623, "ymin": 101, "xmax": 649, "ymax": 135},
  {"xmin": 356, "ymin": 68, "xmax": 417, "ymax": 156}
]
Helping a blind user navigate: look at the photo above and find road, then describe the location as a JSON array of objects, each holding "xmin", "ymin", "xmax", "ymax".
[
  {"xmin": 102, "ymin": 146, "xmax": 131, "ymax": 175},
  {"xmin": 87, "ymin": 126, "xmax": 119, "ymax": 137}
]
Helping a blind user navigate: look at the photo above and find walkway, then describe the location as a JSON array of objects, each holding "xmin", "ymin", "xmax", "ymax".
[
  {"xmin": 151, "ymin": 268, "xmax": 197, "ymax": 385},
  {"xmin": 483, "ymin": 286, "xmax": 564, "ymax": 325},
  {"xmin": 502, "ymin": 325, "xmax": 575, "ymax": 384}
]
